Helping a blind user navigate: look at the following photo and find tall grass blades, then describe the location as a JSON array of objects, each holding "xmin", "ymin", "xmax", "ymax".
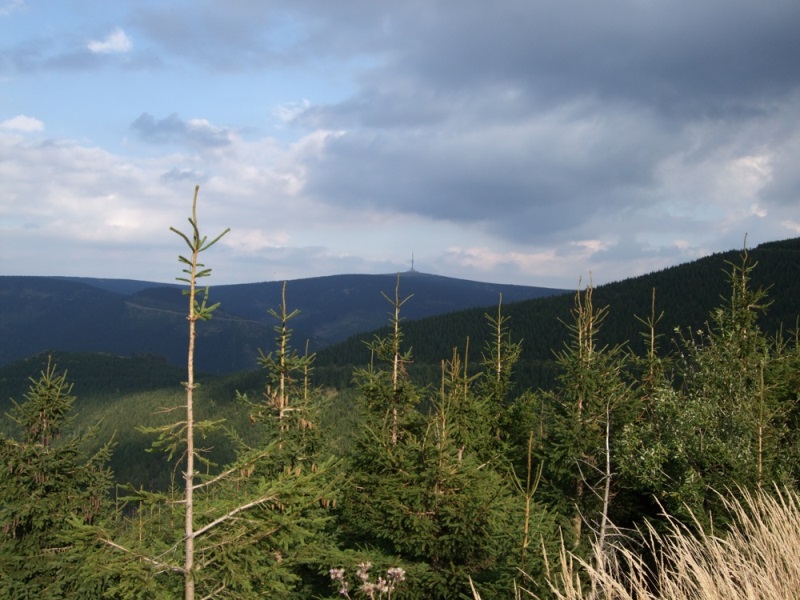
[{"xmin": 538, "ymin": 487, "xmax": 800, "ymax": 600}]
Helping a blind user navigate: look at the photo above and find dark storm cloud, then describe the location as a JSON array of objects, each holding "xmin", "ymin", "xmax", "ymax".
[
  {"xmin": 301, "ymin": 97, "xmax": 676, "ymax": 241},
  {"xmin": 131, "ymin": 113, "xmax": 232, "ymax": 148},
  {"xmin": 297, "ymin": 86, "xmax": 454, "ymax": 130},
  {"xmin": 375, "ymin": 0, "xmax": 800, "ymax": 117},
  {"xmin": 132, "ymin": 1, "xmax": 800, "ymax": 110},
  {"xmin": 284, "ymin": 0, "xmax": 800, "ymax": 244},
  {"xmin": 8, "ymin": 0, "xmax": 794, "ymax": 287}
]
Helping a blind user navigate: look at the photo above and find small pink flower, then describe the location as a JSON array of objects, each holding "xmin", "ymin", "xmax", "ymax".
[{"xmin": 387, "ymin": 567, "xmax": 406, "ymax": 582}]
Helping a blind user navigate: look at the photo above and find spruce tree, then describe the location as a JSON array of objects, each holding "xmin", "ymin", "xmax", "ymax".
[
  {"xmin": 240, "ymin": 281, "xmax": 323, "ymax": 469},
  {"xmin": 478, "ymin": 294, "xmax": 523, "ymax": 411},
  {"xmin": 336, "ymin": 277, "xmax": 535, "ymax": 598},
  {"xmin": 535, "ymin": 282, "xmax": 633, "ymax": 551},
  {"xmin": 476, "ymin": 295, "xmax": 523, "ymax": 452},
  {"xmin": 94, "ymin": 186, "xmax": 337, "ymax": 598},
  {"xmin": 619, "ymin": 249, "xmax": 794, "ymax": 523},
  {"xmin": 233, "ymin": 280, "xmax": 341, "ymax": 597},
  {"xmin": 0, "ymin": 359, "xmax": 115, "ymax": 597}
]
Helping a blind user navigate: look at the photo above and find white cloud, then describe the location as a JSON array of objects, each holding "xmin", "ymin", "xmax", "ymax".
[
  {"xmin": 1, "ymin": 115, "xmax": 44, "ymax": 132},
  {"xmin": 442, "ymin": 244, "xmax": 607, "ymax": 285},
  {"xmin": 273, "ymin": 100, "xmax": 311, "ymax": 123},
  {"xmin": 5, "ymin": 1, "xmax": 800, "ymax": 288},
  {"xmin": 0, "ymin": 0, "xmax": 24, "ymax": 18},
  {"xmin": 782, "ymin": 220, "xmax": 800, "ymax": 234},
  {"xmin": 223, "ymin": 228, "xmax": 291, "ymax": 254},
  {"xmin": 0, "ymin": 128, "xmax": 342, "ymax": 284},
  {"xmin": 87, "ymin": 27, "xmax": 132, "ymax": 54}
]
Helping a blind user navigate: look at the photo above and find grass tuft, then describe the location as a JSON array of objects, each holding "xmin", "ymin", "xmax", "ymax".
[{"xmin": 517, "ymin": 487, "xmax": 800, "ymax": 600}]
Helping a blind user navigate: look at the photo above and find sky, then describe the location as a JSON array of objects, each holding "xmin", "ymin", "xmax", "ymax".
[{"xmin": 2, "ymin": 0, "xmax": 800, "ymax": 289}]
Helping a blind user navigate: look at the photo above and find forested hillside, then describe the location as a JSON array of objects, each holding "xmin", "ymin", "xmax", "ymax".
[
  {"xmin": 2, "ymin": 200, "xmax": 799, "ymax": 599},
  {"xmin": 0, "ymin": 273, "xmax": 564, "ymax": 373},
  {"xmin": 315, "ymin": 237, "xmax": 800, "ymax": 390}
]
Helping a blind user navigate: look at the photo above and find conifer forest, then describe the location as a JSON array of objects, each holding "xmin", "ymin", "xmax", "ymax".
[{"xmin": 3, "ymin": 189, "xmax": 800, "ymax": 599}]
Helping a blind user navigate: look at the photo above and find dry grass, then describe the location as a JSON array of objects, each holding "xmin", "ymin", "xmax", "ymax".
[{"xmin": 508, "ymin": 487, "xmax": 800, "ymax": 600}]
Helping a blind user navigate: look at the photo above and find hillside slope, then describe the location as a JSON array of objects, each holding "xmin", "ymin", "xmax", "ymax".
[
  {"xmin": 0, "ymin": 272, "xmax": 565, "ymax": 373},
  {"xmin": 316, "ymin": 238, "xmax": 800, "ymax": 390}
]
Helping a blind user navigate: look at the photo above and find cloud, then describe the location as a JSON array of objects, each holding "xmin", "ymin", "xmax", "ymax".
[
  {"xmin": 1, "ymin": 114, "xmax": 44, "ymax": 132},
  {"xmin": 385, "ymin": 1, "xmax": 800, "ymax": 118},
  {"xmin": 273, "ymin": 99, "xmax": 311, "ymax": 124},
  {"xmin": 223, "ymin": 228, "xmax": 291, "ymax": 253},
  {"xmin": 131, "ymin": 113, "xmax": 233, "ymax": 148},
  {"xmin": 5, "ymin": 2, "xmax": 800, "ymax": 289},
  {"xmin": 87, "ymin": 27, "xmax": 132, "ymax": 54},
  {"xmin": 132, "ymin": 1, "xmax": 800, "ymax": 113},
  {"xmin": 130, "ymin": 4, "xmax": 308, "ymax": 70},
  {"xmin": 287, "ymin": 0, "xmax": 800, "ymax": 258},
  {"xmin": 0, "ymin": 0, "xmax": 23, "ymax": 17},
  {"xmin": 160, "ymin": 167, "xmax": 206, "ymax": 184},
  {"xmin": 300, "ymin": 98, "xmax": 668, "ymax": 239}
]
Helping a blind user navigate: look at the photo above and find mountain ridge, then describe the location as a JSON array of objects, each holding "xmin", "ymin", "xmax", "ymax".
[
  {"xmin": 314, "ymin": 237, "xmax": 800, "ymax": 390},
  {"xmin": 6, "ymin": 237, "xmax": 799, "ymax": 379},
  {"xmin": 1, "ymin": 271, "xmax": 567, "ymax": 373}
]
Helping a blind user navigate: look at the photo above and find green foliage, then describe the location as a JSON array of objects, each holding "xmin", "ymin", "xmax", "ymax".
[
  {"xmin": 239, "ymin": 281, "xmax": 323, "ymax": 470},
  {"xmin": 479, "ymin": 295, "xmax": 523, "ymax": 406},
  {"xmin": 337, "ymin": 279, "xmax": 555, "ymax": 599},
  {"xmin": 0, "ymin": 359, "xmax": 116, "ymax": 597},
  {"xmin": 474, "ymin": 296, "xmax": 524, "ymax": 454},
  {"xmin": 316, "ymin": 239, "xmax": 800, "ymax": 396},
  {"xmin": 213, "ymin": 279, "xmax": 342, "ymax": 597},
  {"xmin": 114, "ymin": 187, "xmax": 343, "ymax": 598},
  {"xmin": 101, "ymin": 187, "xmax": 336, "ymax": 597},
  {"xmin": 618, "ymin": 249, "xmax": 796, "ymax": 525},
  {"xmin": 5, "ymin": 222, "xmax": 800, "ymax": 599},
  {"xmin": 353, "ymin": 275, "xmax": 421, "ymax": 446},
  {"xmin": 532, "ymin": 283, "xmax": 634, "ymax": 550}
]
